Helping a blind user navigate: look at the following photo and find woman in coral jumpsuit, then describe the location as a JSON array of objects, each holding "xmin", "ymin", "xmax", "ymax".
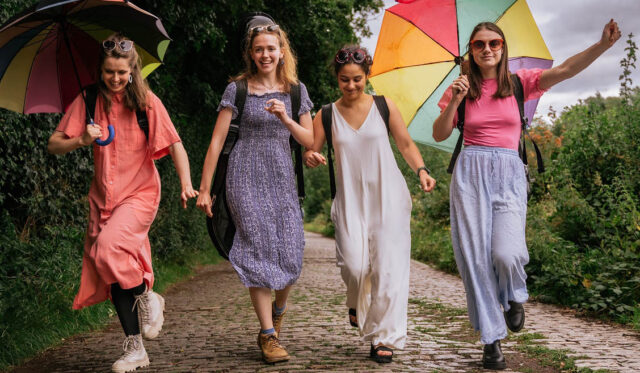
[{"xmin": 48, "ymin": 33, "xmax": 198, "ymax": 373}]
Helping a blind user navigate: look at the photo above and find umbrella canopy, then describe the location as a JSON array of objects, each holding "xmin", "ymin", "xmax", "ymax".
[
  {"xmin": 0, "ymin": 0, "xmax": 171, "ymax": 115},
  {"xmin": 369, "ymin": 0, "xmax": 553, "ymax": 152}
]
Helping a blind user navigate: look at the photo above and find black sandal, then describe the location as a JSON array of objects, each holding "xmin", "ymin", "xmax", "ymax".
[
  {"xmin": 370, "ymin": 344, "xmax": 393, "ymax": 363},
  {"xmin": 348, "ymin": 308, "xmax": 358, "ymax": 327}
]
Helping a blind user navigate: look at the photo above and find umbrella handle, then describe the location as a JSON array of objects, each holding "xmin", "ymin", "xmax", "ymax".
[{"xmin": 89, "ymin": 120, "xmax": 115, "ymax": 146}]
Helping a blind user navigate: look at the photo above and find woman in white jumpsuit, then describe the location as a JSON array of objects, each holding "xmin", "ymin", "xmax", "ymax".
[{"xmin": 304, "ymin": 45, "xmax": 436, "ymax": 363}]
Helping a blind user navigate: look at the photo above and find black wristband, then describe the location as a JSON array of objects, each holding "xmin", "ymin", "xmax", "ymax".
[{"xmin": 416, "ymin": 166, "xmax": 430, "ymax": 178}]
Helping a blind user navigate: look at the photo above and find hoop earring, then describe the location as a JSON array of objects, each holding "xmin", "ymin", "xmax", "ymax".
[{"xmin": 128, "ymin": 75, "xmax": 133, "ymax": 83}]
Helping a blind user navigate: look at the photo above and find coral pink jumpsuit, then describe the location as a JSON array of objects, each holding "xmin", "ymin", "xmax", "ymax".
[{"xmin": 56, "ymin": 91, "xmax": 180, "ymax": 310}]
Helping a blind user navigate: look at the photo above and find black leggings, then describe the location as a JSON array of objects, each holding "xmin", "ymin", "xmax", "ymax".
[{"xmin": 111, "ymin": 282, "xmax": 146, "ymax": 336}]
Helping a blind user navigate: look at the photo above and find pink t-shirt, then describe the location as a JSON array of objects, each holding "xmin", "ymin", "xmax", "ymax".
[{"xmin": 437, "ymin": 68, "xmax": 547, "ymax": 150}]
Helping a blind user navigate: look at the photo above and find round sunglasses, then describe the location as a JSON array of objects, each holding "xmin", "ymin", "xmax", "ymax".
[
  {"xmin": 470, "ymin": 38, "xmax": 504, "ymax": 53},
  {"xmin": 250, "ymin": 24, "xmax": 280, "ymax": 35},
  {"xmin": 335, "ymin": 48, "xmax": 368, "ymax": 64},
  {"xmin": 102, "ymin": 39, "xmax": 134, "ymax": 52}
]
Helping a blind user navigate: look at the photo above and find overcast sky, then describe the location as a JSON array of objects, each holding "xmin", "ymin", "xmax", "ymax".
[{"xmin": 361, "ymin": 0, "xmax": 640, "ymax": 121}]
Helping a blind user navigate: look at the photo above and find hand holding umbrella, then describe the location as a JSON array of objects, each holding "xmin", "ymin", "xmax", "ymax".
[
  {"xmin": 0, "ymin": 0, "xmax": 171, "ymax": 146},
  {"xmin": 80, "ymin": 121, "xmax": 103, "ymax": 146},
  {"xmin": 369, "ymin": 0, "xmax": 553, "ymax": 153},
  {"xmin": 451, "ymin": 74, "xmax": 469, "ymax": 102}
]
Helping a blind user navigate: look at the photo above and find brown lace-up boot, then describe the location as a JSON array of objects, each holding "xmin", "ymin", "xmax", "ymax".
[
  {"xmin": 272, "ymin": 301, "xmax": 287, "ymax": 337},
  {"xmin": 257, "ymin": 332, "xmax": 290, "ymax": 363}
]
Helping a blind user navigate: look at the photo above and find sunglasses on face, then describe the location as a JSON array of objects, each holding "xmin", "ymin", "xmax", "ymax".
[
  {"xmin": 250, "ymin": 24, "xmax": 280, "ymax": 35},
  {"xmin": 335, "ymin": 49, "xmax": 368, "ymax": 64},
  {"xmin": 102, "ymin": 39, "xmax": 134, "ymax": 52},
  {"xmin": 470, "ymin": 38, "xmax": 504, "ymax": 52}
]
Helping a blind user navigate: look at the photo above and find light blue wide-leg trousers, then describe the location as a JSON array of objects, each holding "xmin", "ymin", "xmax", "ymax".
[{"xmin": 450, "ymin": 146, "xmax": 529, "ymax": 345}]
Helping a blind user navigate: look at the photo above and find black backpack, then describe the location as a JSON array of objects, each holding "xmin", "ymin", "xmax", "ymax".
[
  {"xmin": 447, "ymin": 74, "xmax": 544, "ymax": 197},
  {"xmin": 84, "ymin": 84, "xmax": 149, "ymax": 141},
  {"xmin": 206, "ymin": 80, "xmax": 304, "ymax": 260},
  {"xmin": 321, "ymin": 95, "xmax": 390, "ymax": 199}
]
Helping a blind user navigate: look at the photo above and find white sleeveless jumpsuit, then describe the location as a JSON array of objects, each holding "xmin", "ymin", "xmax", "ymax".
[{"xmin": 330, "ymin": 101, "xmax": 412, "ymax": 348}]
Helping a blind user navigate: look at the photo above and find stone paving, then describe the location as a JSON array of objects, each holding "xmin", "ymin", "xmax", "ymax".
[{"xmin": 10, "ymin": 232, "xmax": 640, "ymax": 372}]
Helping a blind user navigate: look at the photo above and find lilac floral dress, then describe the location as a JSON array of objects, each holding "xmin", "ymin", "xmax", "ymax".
[{"xmin": 217, "ymin": 81, "xmax": 313, "ymax": 289}]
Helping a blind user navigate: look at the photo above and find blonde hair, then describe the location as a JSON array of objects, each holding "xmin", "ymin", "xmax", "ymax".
[
  {"xmin": 97, "ymin": 33, "xmax": 150, "ymax": 114},
  {"xmin": 233, "ymin": 23, "xmax": 298, "ymax": 91}
]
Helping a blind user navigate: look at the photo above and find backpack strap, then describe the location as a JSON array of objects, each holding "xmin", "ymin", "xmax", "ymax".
[
  {"xmin": 211, "ymin": 79, "xmax": 247, "ymax": 196},
  {"xmin": 511, "ymin": 74, "xmax": 545, "ymax": 173},
  {"xmin": 447, "ymin": 97, "xmax": 466, "ymax": 174},
  {"xmin": 289, "ymin": 83, "xmax": 305, "ymax": 202},
  {"xmin": 234, "ymin": 79, "xmax": 248, "ymax": 124},
  {"xmin": 136, "ymin": 108, "xmax": 149, "ymax": 141},
  {"xmin": 321, "ymin": 103, "xmax": 336, "ymax": 199},
  {"xmin": 372, "ymin": 95, "xmax": 390, "ymax": 133}
]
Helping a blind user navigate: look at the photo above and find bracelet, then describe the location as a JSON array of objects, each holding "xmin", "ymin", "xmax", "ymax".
[{"xmin": 416, "ymin": 166, "xmax": 430, "ymax": 178}]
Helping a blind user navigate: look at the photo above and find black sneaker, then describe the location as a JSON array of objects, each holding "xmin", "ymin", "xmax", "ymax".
[
  {"xmin": 504, "ymin": 301, "xmax": 525, "ymax": 332},
  {"xmin": 482, "ymin": 340, "xmax": 506, "ymax": 370}
]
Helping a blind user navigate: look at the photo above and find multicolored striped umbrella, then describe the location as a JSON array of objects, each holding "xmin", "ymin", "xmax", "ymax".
[
  {"xmin": 370, "ymin": 0, "xmax": 553, "ymax": 152},
  {"xmin": 0, "ymin": 0, "xmax": 170, "ymax": 115}
]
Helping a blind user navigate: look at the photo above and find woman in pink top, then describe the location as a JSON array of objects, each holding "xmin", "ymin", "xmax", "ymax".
[
  {"xmin": 48, "ymin": 33, "xmax": 198, "ymax": 373},
  {"xmin": 433, "ymin": 20, "xmax": 621, "ymax": 370}
]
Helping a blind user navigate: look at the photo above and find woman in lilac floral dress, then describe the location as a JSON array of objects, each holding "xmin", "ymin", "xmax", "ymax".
[{"xmin": 196, "ymin": 14, "xmax": 313, "ymax": 363}]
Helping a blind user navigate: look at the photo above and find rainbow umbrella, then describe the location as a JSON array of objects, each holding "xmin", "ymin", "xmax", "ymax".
[
  {"xmin": 0, "ymin": 0, "xmax": 170, "ymax": 118},
  {"xmin": 369, "ymin": 0, "xmax": 553, "ymax": 152}
]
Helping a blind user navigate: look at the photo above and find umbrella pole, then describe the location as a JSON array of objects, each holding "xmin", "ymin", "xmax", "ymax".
[{"xmin": 60, "ymin": 20, "xmax": 94, "ymax": 123}]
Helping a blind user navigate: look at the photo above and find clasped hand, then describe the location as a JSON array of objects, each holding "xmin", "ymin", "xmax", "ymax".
[
  {"xmin": 303, "ymin": 150, "xmax": 326, "ymax": 168},
  {"xmin": 181, "ymin": 186, "xmax": 199, "ymax": 209}
]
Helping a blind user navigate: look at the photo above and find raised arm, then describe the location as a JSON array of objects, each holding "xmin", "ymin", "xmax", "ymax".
[
  {"xmin": 387, "ymin": 98, "xmax": 436, "ymax": 193},
  {"xmin": 265, "ymin": 99, "xmax": 314, "ymax": 148},
  {"xmin": 539, "ymin": 19, "xmax": 621, "ymax": 91}
]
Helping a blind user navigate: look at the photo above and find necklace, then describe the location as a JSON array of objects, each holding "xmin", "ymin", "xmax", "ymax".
[{"xmin": 254, "ymin": 80, "xmax": 279, "ymax": 91}]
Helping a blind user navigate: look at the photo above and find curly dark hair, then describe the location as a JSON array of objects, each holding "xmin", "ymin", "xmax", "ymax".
[{"xmin": 331, "ymin": 45, "xmax": 373, "ymax": 75}]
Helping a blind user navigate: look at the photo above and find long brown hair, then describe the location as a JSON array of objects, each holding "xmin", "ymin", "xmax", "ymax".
[
  {"xmin": 466, "ymin": 22, "xmax": 513, "ymax": 100},
  {"xmin": 233, "ymin": 22, "xmax": 298, "ymax": 91},
  {"xmin": 97, "ymin": 33, "xmax": 149, "ymax": 114}
]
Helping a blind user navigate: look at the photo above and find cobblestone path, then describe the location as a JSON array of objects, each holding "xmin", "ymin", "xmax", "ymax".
[{"xmin": 11, "ymin": 232, "xmax": 640, "ymax": 372}]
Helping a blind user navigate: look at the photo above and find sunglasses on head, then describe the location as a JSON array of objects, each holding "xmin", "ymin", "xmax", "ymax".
[
  {"xmin": 250, "ymin": 24, "xmax": 280, "ymax": 35},
  {"xmin": 102, "ymin": 39, "xmax": 134, "ymax": 52},
  {"xmin": 335, "ymin": 48, "xmax": 368, "ymax": 64},
  {"xmin": 470, "ymin": 38, "xmax": 504, "ymax": 52}
]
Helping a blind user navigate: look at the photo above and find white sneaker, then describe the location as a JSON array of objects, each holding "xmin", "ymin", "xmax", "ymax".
[
  {"xmin": 111, "ymin": 334, "xmax": 149, "ymax": 373},
  {"xmin": 133, "ymin": 290, "xmax": 165, "ymax": 339}
]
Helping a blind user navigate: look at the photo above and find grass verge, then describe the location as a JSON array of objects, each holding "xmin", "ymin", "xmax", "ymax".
[
  {"xmin": 507, "ymin": 333, "xmax": 610, "ymax": 373},
  {"xmin": 1, "ymin": 247, "xmax": 221, "ymax": 372}
]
